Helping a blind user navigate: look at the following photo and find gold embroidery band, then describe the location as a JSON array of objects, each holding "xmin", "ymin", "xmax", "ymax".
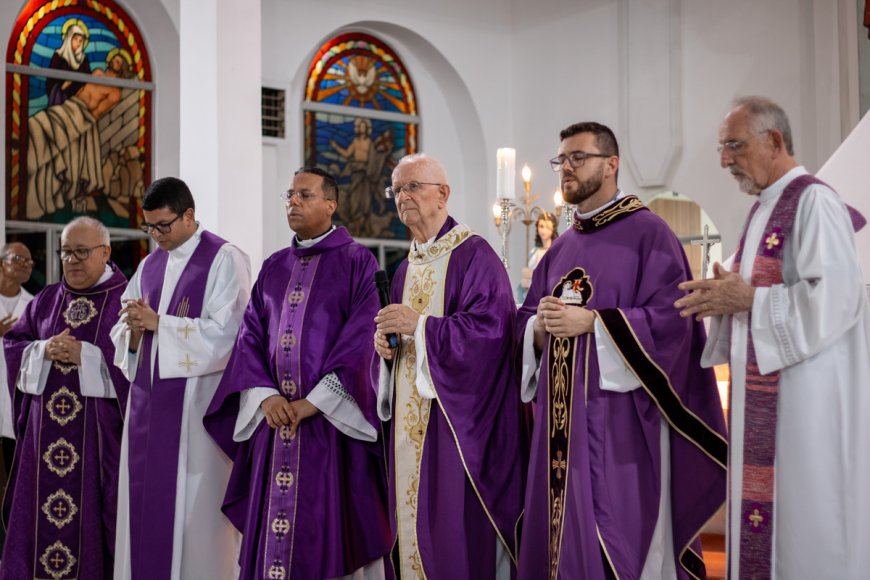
[{"xmin": 547, "ymin": 335, "xmax": 577, "ymax": 580}]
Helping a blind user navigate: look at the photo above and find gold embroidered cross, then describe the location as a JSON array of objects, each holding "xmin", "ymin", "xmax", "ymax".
[
  {"xmin": 749, "ymin": 508, "xmax": 764, "ymax": 527},
  {"xmin": 178, "ymin": 354, "xmax": 198, "ymax": 372},
  {"xmin": 177, "ymin": 324, "xmax": 196, "ymax": 340},
  {"xmin": 765, "ymin": 232, "xmax": 780, "ymax": 250},
  {"xmin": 271, "ymin": 517, "xmax": 290, "ymax": 536},
  {"xmin": 54, "ymin": 450, "xmax": 71, "ymax": 466},
  {"xmin": 275, "ymin": 470, "xmax": 294, "ymax": 491},
  {"xmin": 50, "ymin": 552, "xmax": 65, "ymax": 568},
  {"xmin": 55, "ymin": 399, "xmax": 71, "ymax": 415},
  {"xmin": 551, "ymin": 449, "xmax": 567, "ymax": 479},
  {"xmin": 53, "ymin": 503, "xmax": 67, "ymax": 517}
]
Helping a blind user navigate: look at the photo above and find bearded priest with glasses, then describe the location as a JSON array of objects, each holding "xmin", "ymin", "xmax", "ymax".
[
  {"xmin": 109, "ymin": 177, "xmax": 251, "ymax": 580},
  {"xmin": 517, "ymin": 122, "xmax": 727, "ymax": 580},
  {"xmin": 1, "ymin": 217, "xmax": 129, "ymax": 580}
]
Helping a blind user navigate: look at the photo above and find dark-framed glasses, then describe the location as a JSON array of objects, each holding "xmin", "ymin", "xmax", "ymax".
[
  {"xmin": 384, "ymin": 181, "xmax": 442, "ymax": 199},
  {"xmin": 57, "ymin": 245, "xmax": 107, "ymax": 262},
  {"xmin": 549, "ymin": 151, "xmax": 612, "ymax": 171},
  {"xmin": 280, "ymin": 189, "xmax": 321, "ymax": 203},
  {"xmin": 5, "ymin": 254, "xmax": 34, "ymax": 267},
  {"xmin": 140, "ymin": 214, "xmax": 183, "ymax": 234}
]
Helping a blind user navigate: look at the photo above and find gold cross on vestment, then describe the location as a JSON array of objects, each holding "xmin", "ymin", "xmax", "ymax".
[
  {"xmin": 53, "ymin": 503, "xmax": 67, "ymax": 517},
  {"xmin": 55, "ymin": 399, "xmax": 71, "ymax": 415},
  {"xmin": 54, "ymin": 450, "xmax": 70, "ymax": 465},
  {"xmin": 765, "ymin": 232, "xmax": 781, "ymax": 250},
  {"xmin": 749, "ymin": 508, "xmax": 764, "ymax": 527},
  {"xmin": 178, "ymin": 353, "xmax": 198, "ymax": 372},
  {"xmin": 50, "ymin": 552, "xmax": 65, "ymax": 568},
  {"xmin": 177, "ymin": 324, "xmax": 196, "ymax": 340},
  {"xmin": 551, "ymin": 449, "xmax": 567, "ymax": 479}
]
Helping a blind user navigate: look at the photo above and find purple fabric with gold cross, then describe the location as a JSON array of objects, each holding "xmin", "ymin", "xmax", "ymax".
[{"xmin": 1, "ymin": 263, "xmax": 128, "ymax": 580}]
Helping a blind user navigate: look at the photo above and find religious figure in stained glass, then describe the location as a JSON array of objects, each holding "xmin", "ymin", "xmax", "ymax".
[
  {"xmin": 6, "ymin": 0, "xmax": 153, "ymax": 228},
  {"xmin": 304, "ymin": 33, "xmax": 418, "ymax": 240}
]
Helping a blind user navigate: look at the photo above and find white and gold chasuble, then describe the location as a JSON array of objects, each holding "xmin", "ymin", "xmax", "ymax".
[{"xmin": 394, "ymin": 224, "xmax": 472, "ymax": 579}]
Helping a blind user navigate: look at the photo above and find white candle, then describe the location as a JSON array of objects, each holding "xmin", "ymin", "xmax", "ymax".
[
  {"xmin": 496, "ymin": 148, "xmax": 516, "ymax": 199},
  {"xmin": 554, "ymin": 190, "xmax": 563, "ymax": 207}
]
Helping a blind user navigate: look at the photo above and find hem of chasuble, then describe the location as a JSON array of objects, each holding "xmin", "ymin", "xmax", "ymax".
[
  {"xmin": 412, "ymin": 225, "xmax": 518, "ymax": 567},
  {"xmin": 421, "ymin": 336, "xmax": 520, "ymax": 567},
  {"xmin": 594, "ymin": 307, "xmax": 727, "ymax": 580}
]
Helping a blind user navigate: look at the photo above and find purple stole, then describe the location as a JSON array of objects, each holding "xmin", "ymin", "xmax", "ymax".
[
  {"xmin": 34, "ymin": 282, "xmax": 124, "ymax": 580},
  {"xmin": 730, "ymin": 175, "xmax": 826, "ymax": 578},
  {"xmin": 261, "ymin": 252, "xmax": 321, "ymax": 579},
  {"xmin": 127, "ymin": 231, "xmax": 226, "ymax": 579}
]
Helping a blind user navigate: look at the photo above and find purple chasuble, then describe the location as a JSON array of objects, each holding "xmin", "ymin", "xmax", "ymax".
[
  {"xmin": 383, "ymin": 216, "xmax": 525, "ymax": 579},
  {"xmin": 126, "ymin": 230, "xmax": 226, "ymax": 579},
  {"xmin": 517, "ymin": 197, "xmax": 727, "ymax": 580},
  {"xmin": 204, "ymin": 227, "xmax": 391, "ymax": 579},
  {"xmin": 729, "ymin": 174, "xmax": 863, "ymax": 578},
  {"xmin": 1, "ymin": 263, "xmax": 129, "ymax": 580}
]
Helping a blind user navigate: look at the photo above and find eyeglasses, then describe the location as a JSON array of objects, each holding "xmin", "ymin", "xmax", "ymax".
[
  {"xmin": 549, "ymin": 151, "xmax": 612, "ymax": 171},
  {"xmin": 280, "ymin": 189, "xmax": 324, "ymax": 203},
  {"xmin": 384, "ymin": 181, "xmax": 442, "ymax": 199},
  {"xmin": 5, "ymin": 254, "xmax": 34, "ymax": 267},
  {"xmin": 717, "ymin": 134, "xmax": 760, "ymax": 155},
  {"xmin": 140, "ymin": 214, "xmax": 183, "ymax": 234},
  {"xmin": 57, "ymin": 245, "xmax": 107, "ymax": 262}
]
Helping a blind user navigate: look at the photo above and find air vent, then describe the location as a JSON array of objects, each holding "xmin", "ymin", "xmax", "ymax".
[{"xmin": 262, "ymin": 87, "xmax": 285, "ymax": 139}]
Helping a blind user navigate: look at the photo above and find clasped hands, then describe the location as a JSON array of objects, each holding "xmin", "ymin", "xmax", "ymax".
[
  {"xmin": 0, "ymin": 314, "xmax": 18, "ymax": 337},
  {"xmin": 261, "ymin": 395, "xmax": 318, "ymax": 436},
  {"xmin": 674, "ymin": 262, "xmax": 755, "ymax": 320},
  {"xmin": 44, "ymin": 329, "xmax": 82, "ymax": 365},
  {"xmin": 373, "ymin": 304, "xmax": 420, "ymax": 361},
  {"xmin": 534, "ymin": 296, "xmax": 595, "ymax": 342}
]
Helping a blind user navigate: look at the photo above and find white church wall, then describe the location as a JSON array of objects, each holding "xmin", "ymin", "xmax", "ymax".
[
  {"xmin": 510, "ymin": 0, "xmax": 856, "ymax": 259},
  {"xmin": 260, "ymin": 0, "xmax": 516, "ymax": 262}
]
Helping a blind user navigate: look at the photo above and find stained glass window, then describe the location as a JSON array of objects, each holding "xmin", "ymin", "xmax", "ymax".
[
  {"xmin": 6, "ymin": 0, "xmax": 153, "ymax": 230},
  {"xmin": 303, "ymin": 33, "xmax": 418, "ymax": 241}
]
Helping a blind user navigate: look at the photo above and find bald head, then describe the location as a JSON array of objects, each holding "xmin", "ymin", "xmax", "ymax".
[
  {"xmin": 62, "ymin": 216, "xmax": 110, "ymax": 245},
  {"xmin": 393, "ymin": 153, "xmax": 448, "ymax": 185},
  {"xmin": 391, "ymin": 154, "xmax": 451, "ymax": 242}
]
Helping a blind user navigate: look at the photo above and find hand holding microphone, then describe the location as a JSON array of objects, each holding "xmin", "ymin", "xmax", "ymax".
[{"xmin": 374, "ymin": 270, "xmax": 420, "ymax": 360}]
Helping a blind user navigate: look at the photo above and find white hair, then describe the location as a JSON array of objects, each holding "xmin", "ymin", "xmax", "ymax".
[
  {"xmin": 393, "ymin": 153, "xmax": 448, "ymax": 182},
  {"xmin": 62, "ymin": 216, "xmax": 110, "ymax": 245}
]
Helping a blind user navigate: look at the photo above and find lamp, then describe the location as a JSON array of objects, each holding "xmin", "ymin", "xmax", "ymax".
[{"xmin": 493, "ymin": 157, "xmax": 563, "ymax": 268}]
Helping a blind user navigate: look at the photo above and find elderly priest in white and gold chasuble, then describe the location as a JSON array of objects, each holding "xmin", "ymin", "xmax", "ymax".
[{"xmin": 375, "ymin": 154, "xmax": 524, "ymax": 579}]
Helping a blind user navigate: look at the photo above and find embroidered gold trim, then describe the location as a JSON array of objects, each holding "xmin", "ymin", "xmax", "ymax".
[
  {"xmin": 62, "ymin": 296, "xmax": 97, "ymax": 328},
  {"xmin": 408, "ymin": 224, "xmax": 473, "ymax": 265},
  {"xmin": 46, "ymin": 387, "xmax": 83, "ymax": 427},
  {"xmin": 42, "ymin": 438, "xmax": 80, "ymax": 477},
  {"xmin": 41, "ymin": 489, "xmax": 78, "ymax": 529},
  {"xmin": 39, "ymin": 540, "xmax": 77, "ymax": 580},
  {"xmin": 591, "ymin": 197, "xmax": 644, "ymax": 227},
  {"xmin": 52, "ymin": 361, "xmax": 78, "ymax": 375}
]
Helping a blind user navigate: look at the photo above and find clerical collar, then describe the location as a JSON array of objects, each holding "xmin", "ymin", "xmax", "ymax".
[
  {"xmin": 96, "ymin": 264, "xmax": 114, "ymax": 285},
  {"xmin": 411, "ymin": 233, "xmax": 438, "ymax": 255},
  {"xmin": 576, "ymin": 190, "xmax": 626, "ymax": 220},
  {"xmin": 759, "ymin": 166, "xmax": 807, "ymax": 205},
  {"xmin": 572, "ymin": 191, "xmax": 647, "ymax": 233},
  {"xmin": 295, "ymin": 226, "xmax": 336, "ymax": 249}
]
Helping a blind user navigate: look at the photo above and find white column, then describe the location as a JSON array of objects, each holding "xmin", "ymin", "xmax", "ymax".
[{"xmin": 178, "ymin": 0, "xmax": 263, "ymax": 273}]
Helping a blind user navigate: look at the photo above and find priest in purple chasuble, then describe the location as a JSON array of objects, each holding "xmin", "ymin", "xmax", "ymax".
[
  {"xmin": 109, "ymin": 177, "xmax": 251, "ymax": 580},
  {"xmin": 677, "ymin": 97, "xmax": 870, "ymax": 580},
  {"xmin": 517, "ymin": 123, "xmax": 727, "ymax": 580},
  {"xmin": 0, "ymin": 217, "xmax": 129, "ymax": 580},
  {"xmin": 205, "ymin": 167, "xmax": 392, "ymax": 580},
  {"xmin": 374, "ymin": 154, "xmax": 525, "ymax": 580}
]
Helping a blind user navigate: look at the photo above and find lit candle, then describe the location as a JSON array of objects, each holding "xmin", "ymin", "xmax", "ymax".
[
  {"xmin": 496, "ymin": 148, "xmax": 516, "ymax": 199},
  {"xmin": 521, "ymin": 164, "xmax": 531, "ymax": 185},
  {"xmin": 554, "ymin": 190, "xmax": 563, "ymax": 207}
]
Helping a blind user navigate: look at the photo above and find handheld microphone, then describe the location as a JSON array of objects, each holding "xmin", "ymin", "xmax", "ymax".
[{"xmin": 374, "ymin": 270, "xmax": 399, "ymax": 349}]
